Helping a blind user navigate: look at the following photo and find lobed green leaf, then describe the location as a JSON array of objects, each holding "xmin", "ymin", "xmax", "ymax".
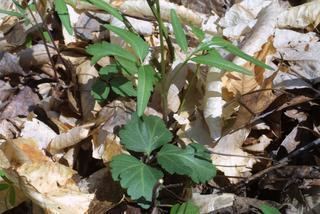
[
  {"xmin": 157, "ymin": 144, "xmax": 216, "ymax": 183},
  {"xmin": 110, "ymin": 154, "xmax": 163, "ymax": 204},
  {"xmin": 119, "ymin": 113, "xmax": 172, "ymax": 155}
]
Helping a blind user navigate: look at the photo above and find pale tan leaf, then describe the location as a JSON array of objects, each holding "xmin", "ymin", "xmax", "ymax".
[
  {"xmin": 277, "ymin": 0, "xmax": 320, "ymax": 29},
  {"xmin": 48, "ymin": 125, "xmax": 91, "ymax": 154}
]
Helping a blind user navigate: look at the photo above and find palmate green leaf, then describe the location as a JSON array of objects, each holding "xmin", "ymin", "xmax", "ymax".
[
  {"xmin": 0, "ymin": 183, "xmax": 9, "ymax": 191},
  {"xmin": 105, "ymin": 24, "xmax": 149, "ymax": 61},
  {"xmin": 110, "ymin": 77, "xmax": 136, "ymax": 97},
  {"xmin": 137, "ymin": 65, "xmax": 155, "ymax": 116},
  {"xmin": 170, "ymin": 202, "xmax": 200, "ymax": 214},
  {"xmin": 86, "ymin": 42, "xmax": 137, "ymax": 64},
  {"xmin": 191, "ymin": 50, "xmax": 253, "ymax": 75},
  {"xmin": 260, "ymin": 204, "xmax": 281, "ymax": 214},
  {"xmin": 119, "ymin": 114, "xmax": 172, "ymax": 155},
  {"xmin": 210, "ymin": 37, "xmax": 273, "ymax": 70},
  {"xmin": 157, "ymin": 144, "xmax": 216, "ymax": 183},
  {"xmin": 84, "ymin": 0, "xmax": 123, "ymax": 21},
  {"xmin": 170, "ymin": 9, "xmax": 188, "ymax": 53},
  {"xmin": 91, "ymin": 79, "xmax": 110, "ymax": 101},
  {"xmin": 55, "ymin": 0, "xmax": 73, "ymax": 35},
  {"xmin": 110, "ymin": 154, "xmax": 163, "ymax": 203}
]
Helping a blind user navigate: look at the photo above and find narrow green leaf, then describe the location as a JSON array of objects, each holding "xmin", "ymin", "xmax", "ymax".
[
  {"xmin": 137, "ymin": 65, "xmax": 155, "ymax": 116},
  {"xmin": 0, "ymin": 169, "xmax": 5, "ymax": 177},
  {"xmin": 12, "ymin": 0, "xmax": 25, "ymax": 15},
  {"xmin": 55, "ymin": 0, "xmax": 73, "ymax": 35},
  {"xmin": 260, "ymin": 204, "xmax": 281, "ymax": 214},
  {"xmin": 191, "ymin": 25, "xmax": 205, "ymax": 41},
  {"xmin": 110, "ymin": 154, "xmax": 163, "ymax": 204},
  {"xmin": 0, "ymin": 9, "xmax": 23, "ymax": 17},
  {"xmin": 119, "ymin": 113, "xmax": 172, "ymax": 155},
  {"xmin": 157, "ymin": 144, "xmax": 216, "ymax": 183},
  {"xmin": 84, "ymin": 0, "xmax": 123, "ymax": 21},
  {"xmin": 43, "ymin": 31, "xmax": 53, "ymax": 42},
  {"xmin": 91, "ymin": 79, "xmax": 110, "ymax": 101},
  {"xmin": 191, "ymin": 50, "xmax": 253, "ymax": 75},
  {"xmin": 105, "ymin": 24, "xmax": 149, "ymax": 61},
  {"xmin": 86, "ymin": 42, "xmax": 137, "ymax": 64},
  {"xmin": 171, "ymin": 202, "xmax": 200, "ymax": 214},
  {"xmin": 210, "ymin": 37, "xmax": 274, "ymax": 70},
  {"xmin": 170, "ymin": 9, "xmax": 188, "ymax": 52},
  {"xmin": 110, "ymin": 77, "xmax": 136, "ymax": 97},
  {"xmin": 0, "ymin": 183, "xmax": 9, "ymax": 191},
  {"xmin": 8, "ymin": 186, "xmax": 16, "ymax": 206}
]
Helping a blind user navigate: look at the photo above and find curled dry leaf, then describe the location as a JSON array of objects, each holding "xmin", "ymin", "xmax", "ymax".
[
  {"xmin": 219, "ymin": 0, "xmax": 272, "ymax": 39},
  {"xmin": 204, "ymin": 67, "xmax": 225, "ymax": 140},
  {"xmin": 277, "ymin": 0, "xmax": 320, "ymax": 29},
  {"xmin": 48, "ymin": 125, "xmax": 91, "ymax": 154},
  {"xmin": 76, "ymin": 60, "xmax": 100, "ymax": 121},
  {"xmin": 119, "ymin": 0, "xmax": 207, "ymax": 27},
  {"xmin": 0, "ymin": 138, "xmax": 103, "ymax": 213}
]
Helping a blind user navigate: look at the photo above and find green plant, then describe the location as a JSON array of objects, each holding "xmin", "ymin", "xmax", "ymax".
[
  {"xmin": 0, "ymin": 170, "xmax": 16, "ymax": 208},
  {"xmin": 83, "ymin": 0, "xmax": 273, "ymax": 210},
  {"xmin": 170, "ymin": 201, "xmax": 200, "ymax": 214},
  {"xmin": 110, "ymin": 113, "xmax": 216, "ymax": 208},
  {"xmin": 260, "ymin": 204, "xmax": 281, "ymax": 214}
]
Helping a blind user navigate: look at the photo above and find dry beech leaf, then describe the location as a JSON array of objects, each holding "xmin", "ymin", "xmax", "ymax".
[
  {"xmin": 277, "ymin": 0, "xmax": 320, "ymax": 29},
  {"xmin": 177, "ymin": 111, "xmax": 212, "ymax": 145},
  {"xmin": 18, "ymin": 44, "xmax": 57, "ymax": 69},
  {"xmin": 0, "ymin": 51, "xmax": 27, "ymax": 77},
  {"xmin": 48, "ymin": 125, "xmax": 91, "ymax": 154},
  {"xmin": 20, "ymin": 118, "xmax": 57, "ymax": 149},
  {"xmin": 210, "ymin": 129, "xmax": 256, "ymax": 182},
  {"xmin": 0, "ymin": 87, "xmax": 40, "ymax": 120},
  {"xmin": 0, "ymin": 138, "xmax": 100, "ymax": 213},
  {"xmin": 222, "ymin": 1, "xmax": 285, "ymax": 96},
  {"xmin": 243, "ymin": 135, "xmax": 272, "ymax": 152},
  {"xmin": 277, "ymin": 126, "xmax": 300, "ymax": 154},
  {"xmin": 192, "ymin": 193, "xmax": 235, "ymax": 213},
  {"xmin": 219, "ymin": 0, "xmax": 272, "ymax": 39}
]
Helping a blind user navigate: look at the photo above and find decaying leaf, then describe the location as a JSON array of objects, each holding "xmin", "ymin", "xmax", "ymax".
[
  {"xmin": 277, "ymin": 0, "xmax": 320, "ymax": 29},
  {"xmin": 210, "ymin": 129, "xmax": 256, "ymax": 181}
]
